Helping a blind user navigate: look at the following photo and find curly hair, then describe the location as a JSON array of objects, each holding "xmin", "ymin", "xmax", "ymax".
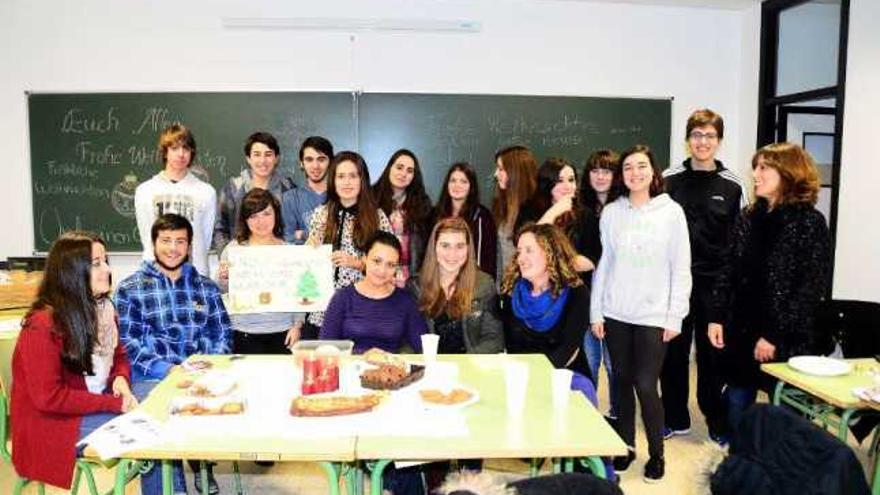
[
  {"xmin": 500, "ymin": 223, "xmax": 583, "ymax": 297},
  {"xmin": 751, "ymin": 142, "xmax": 820, "ymax": 206}
]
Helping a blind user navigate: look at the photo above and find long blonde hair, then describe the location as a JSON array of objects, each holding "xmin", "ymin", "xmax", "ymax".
[
  {"xmin": 500, "ymin": 223, "xmax": 583, "ymax": 297},
  {"xmin": 418, "ymin": 217, "xmax": 478, "ymax": 320}
]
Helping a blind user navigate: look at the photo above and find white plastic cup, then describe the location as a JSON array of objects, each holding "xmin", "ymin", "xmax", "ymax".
[
  {"xmin": 505, "ymin": 360, "xmax": 529, "ymax": 417},
  {"xmin": 551, "ymin": 368, "xmax": 573, "ymax": 409},
  {"xmin": 421, "ymin": 334, "xmax": 439, "ymax": 363}
]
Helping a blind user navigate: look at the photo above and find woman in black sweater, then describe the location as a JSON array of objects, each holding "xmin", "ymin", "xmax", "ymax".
[
  {"xmin": 708, "ymin": 142, "xmax": 831, "ymax": 430},
  {"xmin": 499, "ymin": 223, "xmax": 590, "ymax": 380}
]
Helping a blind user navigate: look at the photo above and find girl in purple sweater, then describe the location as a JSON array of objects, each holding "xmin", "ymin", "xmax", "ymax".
[{"xmin": 320, "ymin": 231, "xmax": 426, "ymax": 353}]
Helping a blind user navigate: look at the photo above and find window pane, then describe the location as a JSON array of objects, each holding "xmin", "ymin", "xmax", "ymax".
[{"xmin": 776, "ymin": 1, "xmax": 841, "ymax": 96}]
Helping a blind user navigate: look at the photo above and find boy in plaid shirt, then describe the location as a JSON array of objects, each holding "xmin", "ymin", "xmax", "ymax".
[{"xmin": 116, "ymin": 213, "xmax": 231, "ymax": 495}]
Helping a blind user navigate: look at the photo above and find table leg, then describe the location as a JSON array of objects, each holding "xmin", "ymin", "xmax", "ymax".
[
  {"xmin": 318, "ymin": 462, "xmax": 342, "ymax": 495},
  {"xmin": 579, "ymin": 457, "xmax": 606, "ymax": 479},
  {"xmin": 772, "ymin": 381, "xmax": 785, "ymax": 406},
  {"xmin": 162, "ymin": 460, "xmax": 174, "ymax": 495},
  {"xmin": 529, "ymin": 458, "xmax": 540, "ymax": 477},
  {"xmin": 366, "ymin": 459, "xmax": 392, "ymax": 495},
  {"xmin": 113, "ymin": 459, "xmax": 132, "ymax": 495},
  {"xmin": 552, "ymin": 458, "xmax": 561, "ymax": 474},
  {"xmin": 871, "ymin": 446, "xmax": 880, "ymax": 495},
  {"xmin": 341, "ymin": 462, "xmax": 361, "ymax": 495},
  {"xmin": 840, "ymin": 408, "xmax": 858, "ymax": 442}
]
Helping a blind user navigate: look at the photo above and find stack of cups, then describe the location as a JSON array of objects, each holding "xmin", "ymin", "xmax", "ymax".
[
  {"xmin": 505, "ymin": 360, "xmax": 529, "ymax": 418},
  {"xmin": 421, "ymin": 334, "xmax": 439, "ymax": 364},
  {"xmin": 551, "ymin": 368, "xmax": 573, "ymax": 410}
]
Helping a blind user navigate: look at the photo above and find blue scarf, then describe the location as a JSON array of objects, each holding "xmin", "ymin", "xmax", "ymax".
[{"xmin": 511, "ymin": 279, "xmax": 569, "ymax": 332}]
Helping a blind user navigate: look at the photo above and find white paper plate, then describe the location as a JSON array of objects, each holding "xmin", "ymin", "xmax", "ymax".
[
  {"xmin": 416, "ymin": 385, "xmax": 480, "ymax": 411},
  {"xmin": 787, "ymin": 356, "xmax": 852, "ymax": 377}
]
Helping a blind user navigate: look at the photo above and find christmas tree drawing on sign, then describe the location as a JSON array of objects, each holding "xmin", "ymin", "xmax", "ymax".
[{"xmin": 297, "ymin": 267, "xmax": 321, "ymax": 305}]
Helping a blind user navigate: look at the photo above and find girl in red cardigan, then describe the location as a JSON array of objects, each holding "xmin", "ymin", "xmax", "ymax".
[{"xmin": 11, "ymin": 231, "xmax": 137, "ymax": 489}]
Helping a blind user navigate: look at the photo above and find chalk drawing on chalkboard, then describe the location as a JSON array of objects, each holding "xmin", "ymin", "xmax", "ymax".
[
  {"xmin": 111, "ymin": 174, "xmax": 139, "ymax": 218},
  {"xmin": 189, "ymin": 164, "xmax": 211, "ymax": 183}
]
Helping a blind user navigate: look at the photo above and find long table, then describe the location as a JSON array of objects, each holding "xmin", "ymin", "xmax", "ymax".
[
  {"xmin": 762, "ymin": 358, "xmax": 880, "ymax": 494},
  {"xmin": 90, "ymin": 353, "xmax": 627, "ymax": 495}
]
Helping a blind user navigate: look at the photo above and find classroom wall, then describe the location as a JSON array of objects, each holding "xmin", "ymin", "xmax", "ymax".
[
  {"xmin": 835, "ymin": 0, "xmax": 880, "ymax": 301},
  {"xmin": 2, "ymin": 0, "xmax": 758, "ymax": 281}
]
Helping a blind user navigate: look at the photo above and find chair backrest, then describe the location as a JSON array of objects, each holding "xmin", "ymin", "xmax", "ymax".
[
  {"xmin": 0, "ymin": 335, "xmax": 16, "ymax": 464},
  {"xmin": 0, "ymin": 335, "xmax": 17, "ymax": 400},
  {"xmin": 817, "ymin": 299, "xmax": 880, "ymax": 358}
]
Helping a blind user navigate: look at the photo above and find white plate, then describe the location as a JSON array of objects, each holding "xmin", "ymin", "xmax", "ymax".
[
  {"xmin": 416, "ymin": 384, "xmax": 480, "ymax": 411},
  {"xmin": 787, "ymin": 356, "xmax": 852, "ymax": 377}
]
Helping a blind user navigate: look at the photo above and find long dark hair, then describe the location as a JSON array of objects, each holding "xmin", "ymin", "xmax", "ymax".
[
  {"xmin": 26, "ymin": 231, "xmax": 107, "ymax": 374},
  {"xmin": 580, "ymin": 149, "xmax": 622, "ymax": 215},
  {"xmin": 525, "ymin": 158, "xmax": 584, "ymax": 239},
  {"xmin": 323, "ymin": 151, "xmax": 380, "ymax": 251},
  {"xmin": 236, "ymin": 188, "xmax": 284, "ymax": 243},
  {"xmin": 373, "ymin": 149, "xmax": 433, "ymax": 235},
  {"xmin": 434, "ymin": 162, "xmax": 481, "ymax": 222}
]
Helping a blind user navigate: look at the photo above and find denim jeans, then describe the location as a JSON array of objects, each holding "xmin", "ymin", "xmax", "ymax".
[
  {"xmin": 584, "ymin": 329, "xmax": 617, "ymax": 417},
  {"xmin": 726, "ymin": 386, "xmax": 757, "ymax": 433},
  {"xmin": 131, "ymin": 378, "xmax": 188, "ymax": 495}
]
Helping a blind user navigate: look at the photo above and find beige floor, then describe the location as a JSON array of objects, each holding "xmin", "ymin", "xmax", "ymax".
[{"xmin": 3, "ymin": 362, "xmax": 876, "ymax": 495}]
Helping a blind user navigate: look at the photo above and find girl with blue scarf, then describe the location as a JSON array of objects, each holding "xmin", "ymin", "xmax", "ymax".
[{"xmin": 499, "ymin": 223, "xmax": 591, "ymax": 380}]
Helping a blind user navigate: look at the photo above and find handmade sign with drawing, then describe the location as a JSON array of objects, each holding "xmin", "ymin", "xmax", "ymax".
[{"xmin": 227, "ymin": 244, "xmax": 333, "ymax": 314}]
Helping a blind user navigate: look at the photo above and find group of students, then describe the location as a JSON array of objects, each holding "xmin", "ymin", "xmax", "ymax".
[{"xmin": 9, "ymin": 107, "xmax": 831, "ymax": 493}]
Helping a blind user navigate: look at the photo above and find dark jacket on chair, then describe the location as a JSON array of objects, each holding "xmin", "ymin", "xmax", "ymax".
[{"xmin": 711, "ymin": 404, "xmax": 870, "ymax": 495}]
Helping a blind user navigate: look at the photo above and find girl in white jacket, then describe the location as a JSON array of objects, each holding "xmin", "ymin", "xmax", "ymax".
[{"xmin": 590, "ymin": 144, "xmax": 692, "ymax": 484}]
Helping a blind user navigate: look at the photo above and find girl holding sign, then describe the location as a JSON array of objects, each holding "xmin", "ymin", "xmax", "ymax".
[{"xmin": 217, "ymin": 188, "xmax": 304, "ymax": 353}]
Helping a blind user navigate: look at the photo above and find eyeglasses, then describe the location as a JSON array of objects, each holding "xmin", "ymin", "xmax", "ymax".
[{"xmin": 689, "ymin": 131, "xmax": 719, "ymax": 142}]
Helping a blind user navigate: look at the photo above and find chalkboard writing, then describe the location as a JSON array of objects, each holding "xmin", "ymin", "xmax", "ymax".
[
  {"xmin": 358, "ymin": 94, "xmax": 671, "ymax": 202},
  {"xmin": 29, "ymin": 92, "xmax": 670, "ymax": 252},
  {"xmin": 29, "ymin": 93, "xmax": 355, "ymax": 251}
]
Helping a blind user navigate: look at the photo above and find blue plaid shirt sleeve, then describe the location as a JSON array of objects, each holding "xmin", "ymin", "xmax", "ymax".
[
  {"xmin": 201, "ymin": 281, "xmax": 232, "ymax": 355},
  {"xmin": 115, "ymin": 281, "xmax": 173, "ymax": 379}
]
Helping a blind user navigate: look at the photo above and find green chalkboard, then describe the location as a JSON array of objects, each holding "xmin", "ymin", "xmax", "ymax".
[
  {"xmin": 358, "ymin": 93, "xmax": 671, "ymax": 202},
  {"xmin": 28, "ymin": 91, "xmax": 670, "ymax": 252},
  {"xmin": 28, "ymin": 92, "xmax": 355, "ymax": 251}
]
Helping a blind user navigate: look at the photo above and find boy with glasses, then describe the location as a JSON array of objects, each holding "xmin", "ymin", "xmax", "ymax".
[{"xmin": 660, "ymin": 109, "xmax": 748, "ymax": 444}]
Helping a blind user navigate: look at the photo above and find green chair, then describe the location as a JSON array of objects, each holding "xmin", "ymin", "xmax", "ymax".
[
  {"xmin": 1, "ymin": 332, "xmax": 47, "ymax": 495},
  {"xmin": 0, "ymin": 331, "xmax": 142, "ymax": 495}
]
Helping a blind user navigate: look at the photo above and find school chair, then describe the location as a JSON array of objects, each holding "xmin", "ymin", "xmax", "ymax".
[{"xmin": 0, "ymin": 332, "xmax": 142, "ymax": 495}]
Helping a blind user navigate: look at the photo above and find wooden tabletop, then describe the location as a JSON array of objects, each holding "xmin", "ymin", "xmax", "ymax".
[{"xmin": 762, "ymin": 358, "xmax": 879, "ymax": 410}]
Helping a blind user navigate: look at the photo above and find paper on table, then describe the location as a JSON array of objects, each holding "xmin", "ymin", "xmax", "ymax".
[{"xmin": 77, "ymin": 411, "xmax": 167, "ymax": 460}]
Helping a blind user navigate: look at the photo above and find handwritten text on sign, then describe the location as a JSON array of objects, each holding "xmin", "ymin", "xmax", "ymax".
[{"xmin": 227, "ymin": 244, "xmax": 333, "ymax": 314}]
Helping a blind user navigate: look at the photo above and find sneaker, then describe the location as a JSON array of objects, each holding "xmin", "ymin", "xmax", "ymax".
[
  {"xmin": 612, "ymin": 448, "xmax": 636, "ymax": 473},
  {"xmin": 709, "ymin": 432, "xmax": 730, "ymax": 447},
  {"xmin": 643, "ymin": 456, "xmax": 665, "ymax": 483},
  {"xmin": 662, "ymin": 426, "xmax": 691, "ymax": 440},
  {"xmin": 193, "ymin": 469, "xmax": 220, "ymax": 495}
]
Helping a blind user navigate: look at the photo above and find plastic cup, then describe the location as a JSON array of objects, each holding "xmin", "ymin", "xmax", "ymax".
[
  {"xmin": 505, "ymin": 360, "xmax": 529, "ymax": 417},
  {"xmin": 421, "ymin": 334, "xmax": 439, "ymax": 363},
  {"xmin": 551, "ymin": 368, "xmax": 573, "ymax": 409}
]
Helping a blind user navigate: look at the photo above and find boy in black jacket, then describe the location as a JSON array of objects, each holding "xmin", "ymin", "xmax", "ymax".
[{"xmin": 660, "ymin": 109, "xmax": 748, "ymax": 443}]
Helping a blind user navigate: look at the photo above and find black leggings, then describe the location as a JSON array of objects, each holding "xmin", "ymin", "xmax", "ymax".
[{"xmin": 604, "ymin": 318, "xmax": 668, "ymax": 459}]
